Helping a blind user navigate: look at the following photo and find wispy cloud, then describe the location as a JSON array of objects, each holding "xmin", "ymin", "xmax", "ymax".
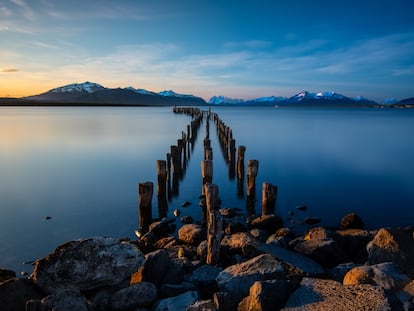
[
  {"xmin": 10, "ymin": 0, "xmax": 37, "ymax": 20},
  {"xmin": 1, "ymin": 68, "xmax": 19, "ymax": 73}
]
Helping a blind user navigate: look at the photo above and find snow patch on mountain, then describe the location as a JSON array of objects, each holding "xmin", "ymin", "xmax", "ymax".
[
  {"xmin": 209, "ymin": 96, "xmax": 244, "ymax": 105},
  {"xmin": 125, "ymin": 87, "xmax": 153, "ymax": 95},
  {"xmin": 50, "ymin": 82, "xmax": 105, "ymax": 94},
  {"xmin": 158, "ymin": 90, "xmax": 195, "ymax": 98}
]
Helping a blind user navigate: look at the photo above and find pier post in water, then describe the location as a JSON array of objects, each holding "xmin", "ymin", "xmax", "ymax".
[
  {"xmin": 237, "ymin": 146, "xmax": 246, "ymax": 197},
  {"xmin": 138, "ymin": 182, "xmax": 153, "ymax": 232},
  {"xmin": 228, "ymin": 139, "xmax": 236, "ymax": 179},
  {"xmin": 246, "ymin": 160, "xmax": 259, "ymax": 215},
  {"xmin": 262, "ymin": 182, "xmax": 278, "ymax": 216},
  {"xmin": 204, "ymin": 183, "xmax": 222, "ymax": 265},
  {"xmin": 201, "ymin": 160, "xmax": 213, "ymax": 194},
  {"xmin": 156, "ymin": 160, "xmax": 168, "ymax": 218}
]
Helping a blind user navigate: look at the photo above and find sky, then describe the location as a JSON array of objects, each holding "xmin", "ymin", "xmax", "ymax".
[{"xmin": 1, "ymin": 0, "xmax": 414, "ymax": 102}]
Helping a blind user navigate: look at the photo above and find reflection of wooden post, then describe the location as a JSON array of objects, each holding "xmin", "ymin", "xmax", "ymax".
[
  {"xmin": 262, "ymin": 182, "xmax": 278, "ymax": 216},
  {"xmin": 157, "ymin": 160, "xmax": 168, "ymax": 218},
  {"xmin": 138, "ymin": 182, "xmax": 153, "ymax": 232},
  {"xmin": 204, "ymin": 184, "xmax": 222, "ymax": 265},
  {"xmin": 201, "ymin": 160, "xmax": 213, "ymax": 194},
  {"xmin": 170, "ymin": 146, "xmax": 180, "ymax": 196},
  {"xmin": 166, "ymin": 153, "xmax": 172, "ymax": 201},
  {"xmin": 228, "ymin": 139, "xmax": 236, "ymax": 179}
]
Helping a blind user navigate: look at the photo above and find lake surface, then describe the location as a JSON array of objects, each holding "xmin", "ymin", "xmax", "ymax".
[{"xmin": 1, "ymin": 106, "xmax": 413, "ymax": 273}]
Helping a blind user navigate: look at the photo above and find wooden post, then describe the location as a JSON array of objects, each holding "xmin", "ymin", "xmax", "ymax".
[
  {"xmin": 204, "ymin": 183, "xmax": 222, "ymax": 265},
  {"xmin": 166, "ymin": 153, "xmax": 172, "ymax": 201},
  {"xmin": 138, "ymin": 182, "xmax": 153, "ymax": 232},
  {"xmin": 237, "ymin": 146, "xmax": 246, "ymax": 180},
  {"xmin": 157, "ymin": 160, "xmax": 168, "ymax": 218},
  {"xmin": 204, "ymin": 147, "xmax": 213, "ymax": 161},
  {"xmin": 228, "ymin": 139, "xmax": 236, "ymax": 180},
  {"xmin": 201, "ymin": 160, "xmax": 213, "ymax": 194},
  {"xmin": 262, "ymin": 182, "xmax": 278, "ymax": 216},
  {"xmin": 246, "ymin": 160, "xmax": 259, "ymax": 216},
  {"xmin": 171, "ymin": 145, "xmax": 182, "ymax": 177}
]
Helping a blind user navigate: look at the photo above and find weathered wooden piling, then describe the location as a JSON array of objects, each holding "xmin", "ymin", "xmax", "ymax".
[
  {"xmin": 201, "ymin": 160, "xmax": 213, "ymax": 194},
  {"xmin": 156, "ymin": 160, "xmax": 168, "ymax": 218},
  {"xmin": 204, "ymin": 147, "xmax": 213, "ymax": 161},
  {"xmin": 138, "ymin": 182, "xmax": 153, "ymax": 231},
  {"xmin": 246, "ymin": 160, "xmax": 259, "ymax": 215},
  {"xmin": 228, "ymin": 139, "xmax": 236, "ymax": 179},
  {"xmin": 237, "ymin": 146, "xmax": 246, "ymax": 180},
  {"xmin": 262, "ymin": 182, "xmax": 278, "ymax": 216},
  {"xmin": 204, "ymin": 183, "xmax": 222, "ymax": 265},
  {"xmin": 170, "ymin": 145, "xmax": 182, "ymax": 178}
]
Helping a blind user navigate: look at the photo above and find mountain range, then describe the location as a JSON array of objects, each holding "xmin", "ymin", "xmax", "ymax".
[{"xmin": 0, "ymin": 81, "xmax": 413, "ymax": 107}]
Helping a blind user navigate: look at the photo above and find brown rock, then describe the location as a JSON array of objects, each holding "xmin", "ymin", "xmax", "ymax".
[
  {"xmin": 0, "ymin": 278, "xmax": 42, "ymax": 311},
  {"xmin": 178, "ymin": 224, "xmax": 206, "ymax": 246},
  {"xmin": 249, "ymin": 215, "xmax": 283, "ymax": 233},
  {"xmin": 340, "ymin": 212, "xmax": 364, "ymax": 229},
  {"xmin": 110, "ymin": 281, "xmax": 157, "ymax": 310}
]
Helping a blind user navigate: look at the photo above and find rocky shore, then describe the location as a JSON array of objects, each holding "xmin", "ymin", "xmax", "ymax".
[{"xmin": 1, "ymin": 212, "xmax": 413, "ymax": 311}]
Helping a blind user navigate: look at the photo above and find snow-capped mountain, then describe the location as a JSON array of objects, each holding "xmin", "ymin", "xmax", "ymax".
[
  {"xmin": 24, "ymin": 82, "xmax": 206, "ymax": 106},
  {"xmin": 209, "ymin": 96, "xmax": 244, "ymax": 105},
  {"xmin": 50, "ymin": 82, "xmax": 105, "ymax": 94},
  {"xmin": 208, "ymin": 95, "xmax": 285, "ymax": 106}
]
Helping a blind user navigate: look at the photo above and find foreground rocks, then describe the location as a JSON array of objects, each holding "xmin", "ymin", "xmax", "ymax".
[{"xmin": 1, "ymin": 213, "xmax": 413, "ymax": 310}]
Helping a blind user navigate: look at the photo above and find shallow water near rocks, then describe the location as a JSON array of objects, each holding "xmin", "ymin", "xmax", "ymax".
[{"xmin": 1, "ymin": 106, "xmax": 413, "ymax": 273}]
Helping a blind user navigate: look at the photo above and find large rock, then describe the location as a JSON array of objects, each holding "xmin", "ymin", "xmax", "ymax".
[
  {"xmin": 336, "ymin": 229, "xmax": 374, "ymax": 261},
  {"xmin": 187, "ymin": 299, "xmax": 217, "ymax": 311},
  {"xmin": 238, "ymin": 279, "xmax": 292, "ymax": 311},
  {"xmin": 152, "ymin": 290, "xmax": 199, "ymax": 311},
  {"xmin": 178, "ymin": 224, "xmax": 206, "ymax": 246},
  {"xmin": 340, "ymin": 212, "xmax": 364, "ymax": 229},
  {"xmin": 283, "ymin": 277, "xmax": 400, "ymax": 311},
  {"xmin": 0, "ymin": 278, "xmax": 43, "ymax": 311},
  {"xmin": 27, "ymin": 288, "xmax": 89, "ymax": 311},
  {"xmin": 216, "ymin": 254, "xmax": 285, "ymax": 309},
  {"xmin": 191, "ymin": 265, "xmax": 222, "ymax": 299},
  {"xmin": 0, "ymin": 269, "xmax": 16, "ymax": 283},
  {"xmin": 110, "ymin": 281, "xmax": 157, "ymax": 310},
  {"xmin": 367, "ymin": 228, "xmax": 414, "ymax": 276},
  {"xmin": 290, "ymin": 238, "xmax": 348, "ymax": 268},
  {"xmin": 131, "ymin": 249, "xmax": 170, "ymax": 287},
  {"xmin": 220, "ymin": 232, "xmax": 262, "ymax": 261},
  {"xmin": 30, "ymin": 237, "xmax": 145, "ymax": 294},
  {"xmin": 249, "ymin": 215, "xmax": 283, "ymax": 233},
  {"xmin": 343, "ymin": 262, "xmax": 411, "ymax": 292}
]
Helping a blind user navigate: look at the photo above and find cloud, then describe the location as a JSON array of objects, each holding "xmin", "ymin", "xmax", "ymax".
[{"xmin": 1, "ymin": 68, "xmax": 19, "ymax": 73}]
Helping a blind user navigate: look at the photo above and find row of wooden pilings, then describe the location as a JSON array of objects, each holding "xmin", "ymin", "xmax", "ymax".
[{"xmin": 138, "ymin": 106, "xmax": 278, "ymax": 265}]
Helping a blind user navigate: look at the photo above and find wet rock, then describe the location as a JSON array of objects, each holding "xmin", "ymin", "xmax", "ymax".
[
  {"xmin": 340, "ymin": 212, "xmax": 364, "ymax": 230},
  {"xmin": 238, "ymin": 279, "xmax": 292, "ymax": 311},
  {"xmin": 160, "ymin": 282, "xmax": 196, "ymax": 298},
  {"xmin": 225, "ymin": 221, "xmax": 247, "ymax": 235},
  {"xmin": 290, "ymin": 237, "xmax": 348, "ymax": 268},
  {"xmin": 306, "ymin": 227, "xmax": 336, "ymax": 240},
  {"xmin": 304, "ymin": 216, "xmax": 321, "ymax": 225},
  {"xmin": 181, "ymin": 216, "xmax": 194, "ymax": 224},
  {"xmin": 220, "ymin": 232, "xmax": 261, "ymax": 261},
  {"xmin": 149, "ymin": 219, "xmax": 173, "ymax": 238},
  {"xmin": 178, "ymin": 224, "xmax": 206, "ymax": 246},
  {"xmin": 152, "ymin": 290, "xmax": 199, "ymax": 311},
  {"xmin": 153, "ymin": 236, "xmax": 178, "ymax": 249},
  {"xmin": 343, "ymin": 262, "xmax": 411, "ymax": 292},
  {"xmin": 266, "ymin": 234, "xmax": 290, "ymax": 248},
  {"xmin": 327, "ymin": 262, "xmax": 358, "ymax": 282},
  {"xmin": 274, "ymin": 227, "xmax": 295, "ymax": 239},
  {"xmin": 30, "ymin": 237, "xmax": 145, "ymax": 294},
  {"xmin": 295, "ymin": 205, "xmax": 307, "ymax": 211},
  {"xmin": 182, "ymin": 201, "xmax": 192, "ymax": 207},
  {"xmin": 192, "ymin": 265, "xmax": 222, "ymax": 299},
  {"xmin": 250, "ymin": 228, "xmax": 268, "ymax": 242},
  {"xmin": 367, "ymin": 228, "xmax": 414, "ymax": 276},
  {"xmin": 283, "ymin": 277, "xmax": 399, "ymax": 311},
  {"xmin": 110, "ymin": 281, "xmax": 157, "ymax": 310},
  {"xmin": 187, "ymin": 299, "xmax": 217, "ymax": 311},
  {"xmin": 0, "ymin": 269, "xmax": 16, "ymax": 282},
  {"xmin": 132, "ymin": 249, "xmax": 170, "ymax": 287},
  {"xmin": 173, "ymin": 209, "xmax": 181, "ymax": 217},
  {"xmin": 216, "ymin": 254, "xmax": 285, "ymax": 309},
  {"xmin": 0, "ymin": 278, "xmax": 43, "ymax": 311},
  {"xmin": 336, "ymin": 229, "xmax": 374, "ymax": 262},
  {"xmin": 30, "ymin": 288, "xmax": 89, "ymax": 311},
  {"xmin": 249, "ymin": 214, "xmax": 283, "ymax": 233},
  {"xmin": 220, "ymin": 207, "xmax": 237, "ymax": 218},
  {"xmin": 196, "ymin": 240, "xmax": 208, "ymax": 263}
]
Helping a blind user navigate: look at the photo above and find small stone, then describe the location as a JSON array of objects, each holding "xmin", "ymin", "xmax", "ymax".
[
  {"xmin": 178, "ymin": 224, "xmax": 205, "ymax": 246},
  {"xmin": 173, "ymin": 209, "xmax": 181, "ymax": 217},
  {"xmin": 182, "ymin": 201, "xmax": 192, "ymax": 207},
  {"xmin": 340, "ymin": 212, "xmax": 364, "ymax": 230},
  {"xmin": 44, "ymin": 216, "xmax": 52, "ymax": 220},
  {"xmin": 296, "ymin": 205, "xmax": 308, "ymax": 211},
  {"xmin": 181, "ymin": 216, "xmax": 194, "ymax": 224}
]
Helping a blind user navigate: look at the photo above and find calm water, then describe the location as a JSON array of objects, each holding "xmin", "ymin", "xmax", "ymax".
[{"xmin": 1, "ymin": 106, "xmax": 413, "ymax": 273}]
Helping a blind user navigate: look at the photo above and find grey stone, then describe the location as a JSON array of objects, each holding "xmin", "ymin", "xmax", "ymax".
[
  {"xmin": 343, "ymin": 262, "xmax": 411, "ymax": 292},
  {"xmin": 367, "ymin": 228, "xmax": 414, "ymax": 276},
  {"xmin": 283, "ymin": 277, "xmax": 398, "ymax": 311},
  {"xmin": 160, "ymin": 282, "xmax": 196, "ymax": 298},
  {"xmin": 238, "ymin": 279, "xmax": 291, "ymax": 311},
  {"xmin": 36, "ymin": 288, "xmax": 89, "ymax": 311},
  {"xmin": 178, "ymin": 224, "xmax": 206, "ymax": 246},
  {"xmin": 216, "ymin": 254, "xmax": 285, "ymax": 308},
  {"xmin": 0, "ymin": 278, "xmax": 42, "ymax": 311},
  {"xmin": 110, "ymin": 281, "xmax": 157, "ymax": 310},
  {"xmin": 187, "ymin": 299, "xmax": 217, "ymax": 311},
  {"xmin": 192, "ymin": 265, "xmax": 222, "ymax": 299},
  {"xmin": 151, "ymin": 290, "xmax": 199, "ymax": 311},
  {"xmin": 141, "ymin": 249, "xmax": 171, "ymax": 288},
  {"xmin": 30, "ymin": 237, "xmax": 145, "ymax": 294}
]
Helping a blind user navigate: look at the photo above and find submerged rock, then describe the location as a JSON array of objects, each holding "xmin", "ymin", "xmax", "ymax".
[
  {"xmin": 340, "ymin": 212, "xmax": 364, "ymax": 230},
  {"xmin": 30, "ymin": 237, "xmax": 145, "ymax": 294}
]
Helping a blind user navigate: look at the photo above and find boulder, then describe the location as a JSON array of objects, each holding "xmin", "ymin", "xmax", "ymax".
[
  {"xmin": 181, "ymin": 216, "xmax": 194, "ymax": 224},
  {"xmin": 152, "ymin": 290, "xmax": 199, "ymax": 311},
  {"xmin": 290, "ymin": 238, "xmax": 348, "ymax": 268},
  {"xmin": 305, "ymin": 227, "xmax": 336, "ymax": 240},
  {"xmin": 250, "ymin": 229, "xmax": 268, "ymax": 242},
  {"xmin": 191, "ymin": 265, "xmax": 222, "ymax": 299},
  {"xmin": 160, "ymin": 282, "xmax": 196, "ymax": 298},
  {"xmin": 178, "ymin": 224, "xmax": 206, "ymax": 246},
  {"xmin": 196, "ymin": 240, "xmax": 208, "ymax": 263},
  {"xmin": 0, "ymin": 269, "xmax": 16, "ymax": 283},
  {"xmin": 110, "ymin": 281, "xmax": 157, "ymax": 310},
  {"xmin": 283, "ymin": 277, "xmax": 400, "ymax": 310},
  {"xmin": 30, "ymin": 237, "xmax": 145, "ymax": 294},
  {"xmin": 187, "ymin": 299, "xmax": 217, "ymax": 311},
  {"xmin": 367, "ymin": 228, "xmax": 414, "ymax": 276},
  {"xmin": 216, "ymin": 254, "xmax": 285, "ymax": 309},
  {"xmin": 238, "ymin": 279, "xmax": 291, "ymax": 311},
  {"xmin": 225, "ymin": 221, "xmax": 248, "ymax": 235},
  {"xmin": 336, "ymin": 229, "xmax": 374, "ymax": 261},
  {"xmin": 27, "ymin": 288, "xmax": 89, "ymax": 311},
  {"xmin": 153, "ymin": 236, "xmax": 178, "ymax": 249},
  {"xmin": 249, "ymin": 215, "xmax": 283, "ymax": 233},
  {"xmin": 340, "ymin": 212, "xmax": 364, "ymax": 229},
  {"xmin": 327, "ymin": 262, "xmax": 358, "ymax": 282},
  {"xmin": 220, "ymin": 232, "xmax": 262, "ymax": 261},
  {"xmin": 0, "ymin": 278, "xmax": 42, "ymax": 311},
  {"xmin": 132, "ymin": 249, "xmax": 170, "ymax": 287},
  {"xmin": 343, "ymin": 262, "xmax": 411, "ymax": 292}
]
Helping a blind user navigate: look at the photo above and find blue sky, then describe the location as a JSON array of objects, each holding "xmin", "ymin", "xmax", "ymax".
[{"xmin": 1, "ymin": 0, "xmax": 413, "ymax": 101}]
